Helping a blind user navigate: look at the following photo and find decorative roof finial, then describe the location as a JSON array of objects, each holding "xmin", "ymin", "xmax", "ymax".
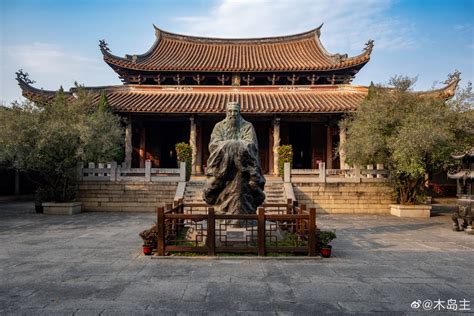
[
  {"xmin": 99, "ymin": 39, "xmax": 110, "ymax": 52},
  {"xmin": 364, "ymin": 40, "xmax": 374, "ymax": 54},
  {"xmin": 444, "ymin": 70, "xmax": 461, "ymax": 85},
  {"xmin": 15, "ymin": 69, "xmax": 35, "ymax": 85}
]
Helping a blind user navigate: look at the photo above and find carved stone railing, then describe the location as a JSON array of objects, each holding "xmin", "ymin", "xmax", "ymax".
[
  {"xmin": 79, "ymin": 160, "xmax": 186, "ymax": 183},
  {"xmin": 284, "ymin": 162, "xmax": 388, "ymax": 183}
]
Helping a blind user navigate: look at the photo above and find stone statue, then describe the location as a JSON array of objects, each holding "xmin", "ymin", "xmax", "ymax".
[{"xmin": 203, "ymin": 101, "xmax": 265, "ymax": 225}]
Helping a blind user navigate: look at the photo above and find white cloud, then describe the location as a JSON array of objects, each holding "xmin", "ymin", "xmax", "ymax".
[
  {"xmin": 0, "ymin": 42, "xmax": 119, "ymax": 105},
  {"xmin": 5, "ymin": 42, "xmax": 102, "ymax": 78},
  {"xmin": 172, "ymin": 0, "xmax": 417, "ymax": 54}
]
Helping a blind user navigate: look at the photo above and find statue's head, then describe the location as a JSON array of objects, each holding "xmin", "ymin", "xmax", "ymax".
[{"xmin": 226, "ymin": 101, "xmax": 241, "ymax": 121}]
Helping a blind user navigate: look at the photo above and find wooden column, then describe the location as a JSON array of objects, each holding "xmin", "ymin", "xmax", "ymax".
[
  {"xmin": 139, "ymin": 127, "xmax": 146, "ymax": 168},
  {"xmin": 190, "ymin": 116, "xmax": 197, "ymax": 175},
  {"xmin": 196, "ymin": 119, "xmax": 202, "ymax": 175},
  {"xmin": 272, "ymin": 117, "xmax": 281, "ymax": 175},
  {"xmin": 339, "ymin": 126, "xmax": 347, "ymax": 169},
  {"xmin": 125, "ymin": 119, "xmax": 132, "ymax": 167},
  {"xmin": 326, "ymin": 126, "xmax": 333, "ymax": 169}
]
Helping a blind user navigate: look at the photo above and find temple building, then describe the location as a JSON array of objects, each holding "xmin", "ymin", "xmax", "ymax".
[{"xmin": 16, "ymin": 25, "xmax": 460, "ymax": 175}]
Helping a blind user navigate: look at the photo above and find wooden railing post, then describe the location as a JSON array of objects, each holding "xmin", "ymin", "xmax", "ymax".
[
  {"xmin": 299, "ymin": 204, "xmax": 307, "ymax": 234},
  {"xmin": 207, "ymin": 207, "xmax": 215, "ymax": 256},
  {"xmin": 286, "ymin": 198, "xmax": 292, "ymax": 215},
  {"xmin": 308, "ymin": 208, "xmax": 316, "ymax": 256},
  {"xmin": 157, "ymin": 207, "xmax": 165, "ymax": 256},
  {"xmin": 258, "ymin": 207, "xmax": 266, "ymax": 256}
]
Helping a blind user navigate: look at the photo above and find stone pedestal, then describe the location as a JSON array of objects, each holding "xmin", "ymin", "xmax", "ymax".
[
  {"xmin": 390, "ymin": 204, "xmax": 431, "ymax": 218},
  {"xmin": 42, "ymin": 202, "xmax": 82, "ymax": 215}
]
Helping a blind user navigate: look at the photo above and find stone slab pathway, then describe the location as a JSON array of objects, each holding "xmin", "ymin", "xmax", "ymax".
[{"xmin": 0, "ymin": 201, "xmax": 472, "ymax": 315}]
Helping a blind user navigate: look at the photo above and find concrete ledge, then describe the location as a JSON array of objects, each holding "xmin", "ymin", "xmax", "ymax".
[
  {"xmin": 389, "ymin": 204, "xmax": 431, "ymax": 218},
  {"xmin": 42, "ymin": 202, "xmax": 82, "ymax": 215}
]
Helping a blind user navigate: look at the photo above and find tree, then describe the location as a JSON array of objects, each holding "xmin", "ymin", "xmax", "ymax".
[
  {"xmin": 0, "ymin": 87, "xmax": 124, "ymax": 202},
  {"xmin": 341, "ymin": 76, "xmax": 473, "ymax": 204}
]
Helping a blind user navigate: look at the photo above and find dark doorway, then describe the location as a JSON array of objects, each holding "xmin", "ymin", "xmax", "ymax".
[
  {"xmin": 144, "ymin": 121, "xmax": 189, "ymax": 168},
  {"xmin": 289, "ymin": 122, "xmax": 312, "ymax": 169}
]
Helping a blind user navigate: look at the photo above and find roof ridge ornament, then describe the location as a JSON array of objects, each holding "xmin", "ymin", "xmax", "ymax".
[
  {"xmin": 364, "ymin": 40, "xmax": 374, "ymax": 54},
  {"xmin": 15, "ymin": 69, "xmax": 35, "ymax": 85},
  {"xmin": 444, "ymin": 70, "xmax": 461, "ymax": 85},
  {"xmin": 99, "ymin": 39, "xmax": 110, "ymax": 52}
]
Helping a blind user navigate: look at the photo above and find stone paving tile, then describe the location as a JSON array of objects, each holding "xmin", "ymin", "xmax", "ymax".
[{"xmin": 1, "ymin": 201, "xmax": 473, "ymax": 314}]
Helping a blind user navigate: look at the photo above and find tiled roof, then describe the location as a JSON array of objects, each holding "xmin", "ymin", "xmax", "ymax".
[
  {"xmin": 17, "ymin": 83, "xmax": 368, "ymax": 114},
  {"xmin": 100, "ymin": 25, "xmax": 373, "ymax": 73},
  {"xmin": 17, "ymin": 72, "xmax": 461, "ymax": 114},
  {"xmin": 104, "ymin": 85, "xmax": 368, "ymax": 113}
]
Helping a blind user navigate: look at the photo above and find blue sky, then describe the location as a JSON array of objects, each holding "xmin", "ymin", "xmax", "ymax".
[{"xmin": 1, "ymin": 0, "xmax": 473, "ymax": 104}]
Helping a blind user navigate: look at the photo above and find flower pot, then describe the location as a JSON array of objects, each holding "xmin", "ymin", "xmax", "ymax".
[
  {"xmin": 143, "ymin": 246, "xmax": 152, "ymax": 256},
  {"xmin": 320, "ymin": 245, "xmax": 332, "ymax": 258}
]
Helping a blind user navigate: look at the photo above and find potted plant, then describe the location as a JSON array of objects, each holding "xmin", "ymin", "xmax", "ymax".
[
  {"xmin": 341, "ymin": 74, "xmax": 472, "ymax": 217},
  {"xmin": 140, "ymin": 224, "xmax": 157, "ymax": 256},
  {"xmin": 142, "ymin": 239, "xmax": 153, "ymax": 256},
  {"xmin": 319, "ymin": 231, "xmax": 336, "ymax": 258}
]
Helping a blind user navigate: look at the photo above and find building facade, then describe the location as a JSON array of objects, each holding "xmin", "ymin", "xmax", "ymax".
[{"xmin": 17, "ymin": 25, "xmax": 459, "ymax": 175}]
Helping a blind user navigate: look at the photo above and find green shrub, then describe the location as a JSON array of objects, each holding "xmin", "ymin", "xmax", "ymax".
[
  {"xmin": 318, "ymin": 231, "xmax": 336, "ymax": 248},
  {"xmin": 0, "ymin": 84, "xmax": 123, "ymax": 202},
  {"xmin": 277, "ymin": 144, "xmax": 293, "ymax": 177},
  {"xmin": 175, "ymin": 142, "xmax": 192, "ymax": 181}
]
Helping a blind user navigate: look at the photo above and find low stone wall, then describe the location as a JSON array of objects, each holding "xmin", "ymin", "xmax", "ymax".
[
  {"xmin": 293, "ymin": 182, "xmax": 393, "ymax": 214},
  {"xmin": 77, "ymin": 181, "xmax": 178, "ymax": 212}
]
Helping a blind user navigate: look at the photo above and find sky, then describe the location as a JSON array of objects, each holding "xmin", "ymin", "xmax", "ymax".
[{"xmin": 0, "ymin": 0, "xmax": 473, "ymax": 105}]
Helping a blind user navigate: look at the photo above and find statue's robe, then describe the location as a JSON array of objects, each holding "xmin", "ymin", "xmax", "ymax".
[{"xmin": 203, "ymin": 118, "xmax": 266, "ymax": 222}]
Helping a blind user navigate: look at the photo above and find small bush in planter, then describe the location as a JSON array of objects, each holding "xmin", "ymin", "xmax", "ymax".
[
  {"xmin": 277, "ymin": 144, "xmax": 293, "ymax": 178},
  {"xmin": 175, "ymin": 142, "xmax": 192, "ymax": 181},
  {"xmin": 139, "ymin": 224, "xmax": 158, "ymax": 255},
  {"xmin": 318, "ymin": 230, "xmax": 336, "ymax": 258}
]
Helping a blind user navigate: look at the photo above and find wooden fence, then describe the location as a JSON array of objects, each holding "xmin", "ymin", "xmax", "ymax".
[
  {"xmin": 285, "ymin": 162, "xmax": 389, "ymax": 183},
  {"xmin": 79, "ymin": 160, "xmax": 186, "ymax": 182},
  {"xmin": 156, "ymin": 200, "xmax": 317, "ymax": 256}
]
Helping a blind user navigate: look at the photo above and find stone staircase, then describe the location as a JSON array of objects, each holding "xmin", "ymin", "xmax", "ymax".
[
  {"xmin": 263, "ymin": 177, "xmax": 287, "ymax": 204},
  {"xmin": 182, "ymin": 176, "xmax": 288, "ymax": 211},
  {"xmin": 184, "ymin": 178, "xmax": 207, "ymax": 205}
]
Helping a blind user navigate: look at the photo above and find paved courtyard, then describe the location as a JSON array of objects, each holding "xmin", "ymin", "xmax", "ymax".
[{"xmin": 0, "ymin": 201, "xmax": 472, "ymax": 315}]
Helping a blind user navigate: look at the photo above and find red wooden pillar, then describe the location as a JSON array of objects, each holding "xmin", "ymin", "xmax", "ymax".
[
  {"xmin": 258, "ymin": 207, "xmax": 265, "ymax": 256},
  {"xmin": 139, "ymin": 127, "xmax": 146, "ymax": 168},
  {"xmin": 326, "ymin": 126, "xmax": 333, "ymax": 169},
  {"xmin": 207, "ymin": 208, "xmax": 215, "ymax": 256},
  {"xmin": 308, "ymin": 208, "xmax": 316, "ymax": 256},
  {"xmin": 157, "ymin": 207, "xmax": 165, "ymax": 256}
]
